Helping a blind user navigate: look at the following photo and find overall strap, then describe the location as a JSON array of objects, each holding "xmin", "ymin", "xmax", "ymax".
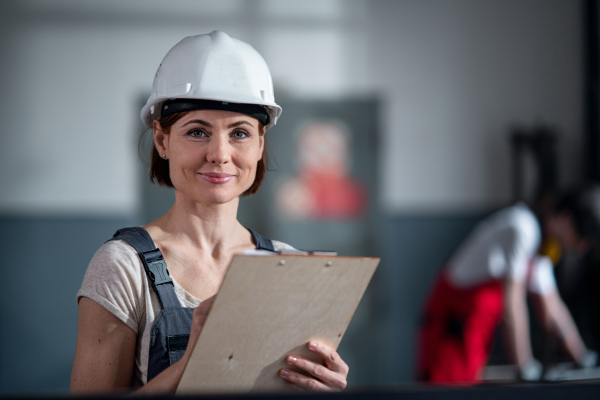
[
  {"xmin": 110, "ymin": 227, "xmax": 180, "ymax": 310},
  {"xmin": 247, "ymin": 228, "xmax": 275, "ymax": 251}
]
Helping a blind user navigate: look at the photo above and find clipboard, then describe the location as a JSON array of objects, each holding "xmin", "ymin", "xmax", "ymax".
[{"xmin": 176, "ymin": 254, "xmax": 379, "ymax": 394}]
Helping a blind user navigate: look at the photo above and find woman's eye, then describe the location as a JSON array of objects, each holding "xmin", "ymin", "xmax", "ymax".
[
  {"xmin": 232, "ymin": 130, "xmax": 249, "ymax": 139},
  {"xmin": 188, "ymin": 129, "xmax": 207, "ymax": 138}
]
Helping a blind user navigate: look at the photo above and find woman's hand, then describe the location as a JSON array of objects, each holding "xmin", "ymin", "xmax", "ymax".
[{"xmin": 278, "ymin": 341, "xmax": 348, "ymax": 391}]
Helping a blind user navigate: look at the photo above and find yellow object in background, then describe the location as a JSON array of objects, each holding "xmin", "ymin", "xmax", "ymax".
[{"xmin": 540, "ymin": 237, "xmax": 562, "ymax": 265}]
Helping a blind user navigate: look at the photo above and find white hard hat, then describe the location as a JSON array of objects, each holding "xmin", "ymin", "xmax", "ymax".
[{"xmin": 141, "ymin": 30, "xmax": 282, "ymax": 130}]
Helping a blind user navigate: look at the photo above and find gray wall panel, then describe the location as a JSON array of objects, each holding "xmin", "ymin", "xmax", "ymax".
[
  {"xmin": 0, "ymin": 215, "xmax": 136, "ymax": 395},
  {"xmin": 375, "ymin": 212, "xmax": 486, "ymax": 383}
]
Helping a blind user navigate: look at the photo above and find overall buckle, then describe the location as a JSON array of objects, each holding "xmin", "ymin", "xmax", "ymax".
[{"xmin": 141, "ymin": 249, "xmax": 173, "ymax": 292}]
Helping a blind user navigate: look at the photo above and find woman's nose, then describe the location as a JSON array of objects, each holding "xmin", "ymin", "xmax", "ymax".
[{"xmin": 206, "ymin": 136, "xmax": 231, "ymax": 164}]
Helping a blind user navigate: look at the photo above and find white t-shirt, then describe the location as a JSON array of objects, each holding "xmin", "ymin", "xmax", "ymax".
[
  {"xmin": 446, "ymin": 203, "xmax": 556, "ymax": 295},
  {"xmin": 528, "ymin": 255, "xmax": 556, "ymax": 295},
  {"xmin": 76, "ymin": 237, "xmax": 295, "ymax": 389}
]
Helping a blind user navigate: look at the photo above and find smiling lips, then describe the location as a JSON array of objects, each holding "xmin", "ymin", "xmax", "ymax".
[{"xmin": 199, "ymin": 172, "xmax": 235, "ymax": 184}]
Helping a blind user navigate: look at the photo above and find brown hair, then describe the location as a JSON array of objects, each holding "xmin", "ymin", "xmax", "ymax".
[{"xmin": 144, "ymin": 112, "xmax": 268, "ymax": 196}]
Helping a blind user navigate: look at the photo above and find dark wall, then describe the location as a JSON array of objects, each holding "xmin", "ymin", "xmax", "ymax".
[
  {"xmin": 0, "ymin": 215, "xmax": 136, "ymax": 396},
  {"xmin": 372, "ymin": 212, "xmax": 485, "ymax": 384}
]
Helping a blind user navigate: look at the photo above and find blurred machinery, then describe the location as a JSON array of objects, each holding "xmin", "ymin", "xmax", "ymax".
[{"xmin": 510, "ymin": 124, "xmax": 558, "ymax": 212}]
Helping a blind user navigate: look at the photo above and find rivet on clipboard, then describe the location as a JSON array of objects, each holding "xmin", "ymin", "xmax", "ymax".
[
  {"xmin": 279, "ymin": 260, "xmax": 286, "ymax": 266},
  {"xmin": 326, "ymin": 261, "xmax": 333, "ymax": 267}
]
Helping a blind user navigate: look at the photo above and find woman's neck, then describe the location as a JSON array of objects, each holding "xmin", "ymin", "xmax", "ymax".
[
  {"xmin": 144, "ymin": 196, "xmax": 253, "ymax": 300},
  {"xmin": 147, "ymin": 195, "xmax": 248, "ymax": 255}
]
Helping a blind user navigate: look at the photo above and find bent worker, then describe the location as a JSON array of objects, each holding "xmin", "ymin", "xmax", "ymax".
[{"xmin": 417, "ymin": 185, "xmax": 600, "ymax": 384}]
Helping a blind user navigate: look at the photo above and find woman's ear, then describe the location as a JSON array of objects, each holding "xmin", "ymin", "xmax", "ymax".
[{"xmin": 153, "ymin": 120, "xmax": 168, "ymax": 158}]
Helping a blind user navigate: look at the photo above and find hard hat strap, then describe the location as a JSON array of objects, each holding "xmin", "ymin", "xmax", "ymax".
[{"xmin": 161, "ymin": 99, "xmax": 270, "ymax": 126}]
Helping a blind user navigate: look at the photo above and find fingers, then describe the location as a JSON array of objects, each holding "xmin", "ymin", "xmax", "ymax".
[
  {"xmin": 278, "ymin": 367, "xmax": 332, "ymax": 391},
  {"xmin": 278, "ymin": 342, "xmax": 348, "ymax": 391},
  {"xmin": 307, "ymin": 341, "xmax": 349, "ymax": 375}
]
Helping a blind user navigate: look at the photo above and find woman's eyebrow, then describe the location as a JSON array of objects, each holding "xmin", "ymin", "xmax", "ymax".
[
  {"xmin": 181, "ymin": 119, "xmax": 255, "ymax": 128},
  {"xmin": 227, "ymin": 120, "xmax": 254, "ymax": 129},
  {"xmin": 182, "ymin": 119, "xmax": 211, "ymax": 127}
]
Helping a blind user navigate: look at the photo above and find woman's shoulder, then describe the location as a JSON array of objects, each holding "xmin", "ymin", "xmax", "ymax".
[
  {"xmin": 77, "ymin": 237, "xmax": 150, "ymax": 332},
  {"xmin": 91, "ymin": 239, "xmax": 141, "ymax": 268},
  {"xmin": 82, "ymin": 239, "xmax": 146, "ymax": 290}
]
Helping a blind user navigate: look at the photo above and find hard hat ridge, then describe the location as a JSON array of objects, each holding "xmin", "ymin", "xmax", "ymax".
[{"xmin": 141, "ymin": 30, "xmax": 282, "ymax": 130}]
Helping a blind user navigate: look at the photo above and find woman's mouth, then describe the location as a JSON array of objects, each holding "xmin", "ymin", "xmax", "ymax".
[{"xmin": 199, "ymin": 172, "xmax": 235, "ymax": 184}]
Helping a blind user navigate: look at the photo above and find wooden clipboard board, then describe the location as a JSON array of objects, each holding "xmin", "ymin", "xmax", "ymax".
[{"xmin": 176, "ymin": 254, "xmax": 379, "ymax": 394}]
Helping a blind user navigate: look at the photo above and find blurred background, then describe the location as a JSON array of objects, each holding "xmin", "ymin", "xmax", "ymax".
[{"xmin": 1, "ymin": 0, "xmax": 599, "ymax": 396}]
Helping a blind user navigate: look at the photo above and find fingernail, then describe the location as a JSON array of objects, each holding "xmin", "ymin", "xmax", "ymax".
[
  {"xmin": 309, "ymin": 342, "xmax": 318, "ymax": 350},
  {"xmin": 287, "ymin": 356, "xmax": 297, "ymax": 364},
  {"xmin": 280, "ymin": 369, "xmax": 290, "ymax": 377}
]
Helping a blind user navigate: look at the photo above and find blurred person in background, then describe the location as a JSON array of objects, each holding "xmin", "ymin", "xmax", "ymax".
[
  {"xmin": 70, "ymin": 31, "xmax": 349, "ymax": 395},
  {"xmin": 416, "ymin": 185, "xmax": 600, "ymax": 384}
]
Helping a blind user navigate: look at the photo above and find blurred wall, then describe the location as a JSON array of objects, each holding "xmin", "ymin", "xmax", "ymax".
[{"xmin": 0, "ymin": 0, "xmax": 585, "ymax": 395}]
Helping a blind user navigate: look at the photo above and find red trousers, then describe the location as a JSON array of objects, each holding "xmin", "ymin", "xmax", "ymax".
[{"xmin": 417, "ymin": 274, "xmax": 503, "ymax": 384}]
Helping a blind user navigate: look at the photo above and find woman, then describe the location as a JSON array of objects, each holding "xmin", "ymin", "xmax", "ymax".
[{"xmin": 70, "ymin": 31, "xmax": 349, "ymax": 395}]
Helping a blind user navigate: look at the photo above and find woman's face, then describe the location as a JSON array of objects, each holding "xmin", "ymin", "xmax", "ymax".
[{"xmin": 155, "ymin": 109, "xmax": 264, "ymax": 206}]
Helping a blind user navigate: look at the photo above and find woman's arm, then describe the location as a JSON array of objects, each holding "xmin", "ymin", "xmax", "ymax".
[
  {"xmin": 71, "ymin": 296, "xmax": 215, "ymax": 395},
  {"xmin": 278, "ymin": 341, "xmax": 348, "ymax": 391},
  {"xmin": 70, "ymin": 298, "xmax": 137, "ymax": 395}
]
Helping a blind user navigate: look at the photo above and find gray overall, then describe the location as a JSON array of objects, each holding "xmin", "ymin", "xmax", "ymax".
[{"xmin": 110, "ymin": 226, "xmax": 275, "ymax": 382}]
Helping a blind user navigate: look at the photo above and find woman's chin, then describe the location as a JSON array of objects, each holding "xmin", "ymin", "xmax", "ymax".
[{"xmin": 196, "ymin": 190, "xmax": 243, "ymax": 206}]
